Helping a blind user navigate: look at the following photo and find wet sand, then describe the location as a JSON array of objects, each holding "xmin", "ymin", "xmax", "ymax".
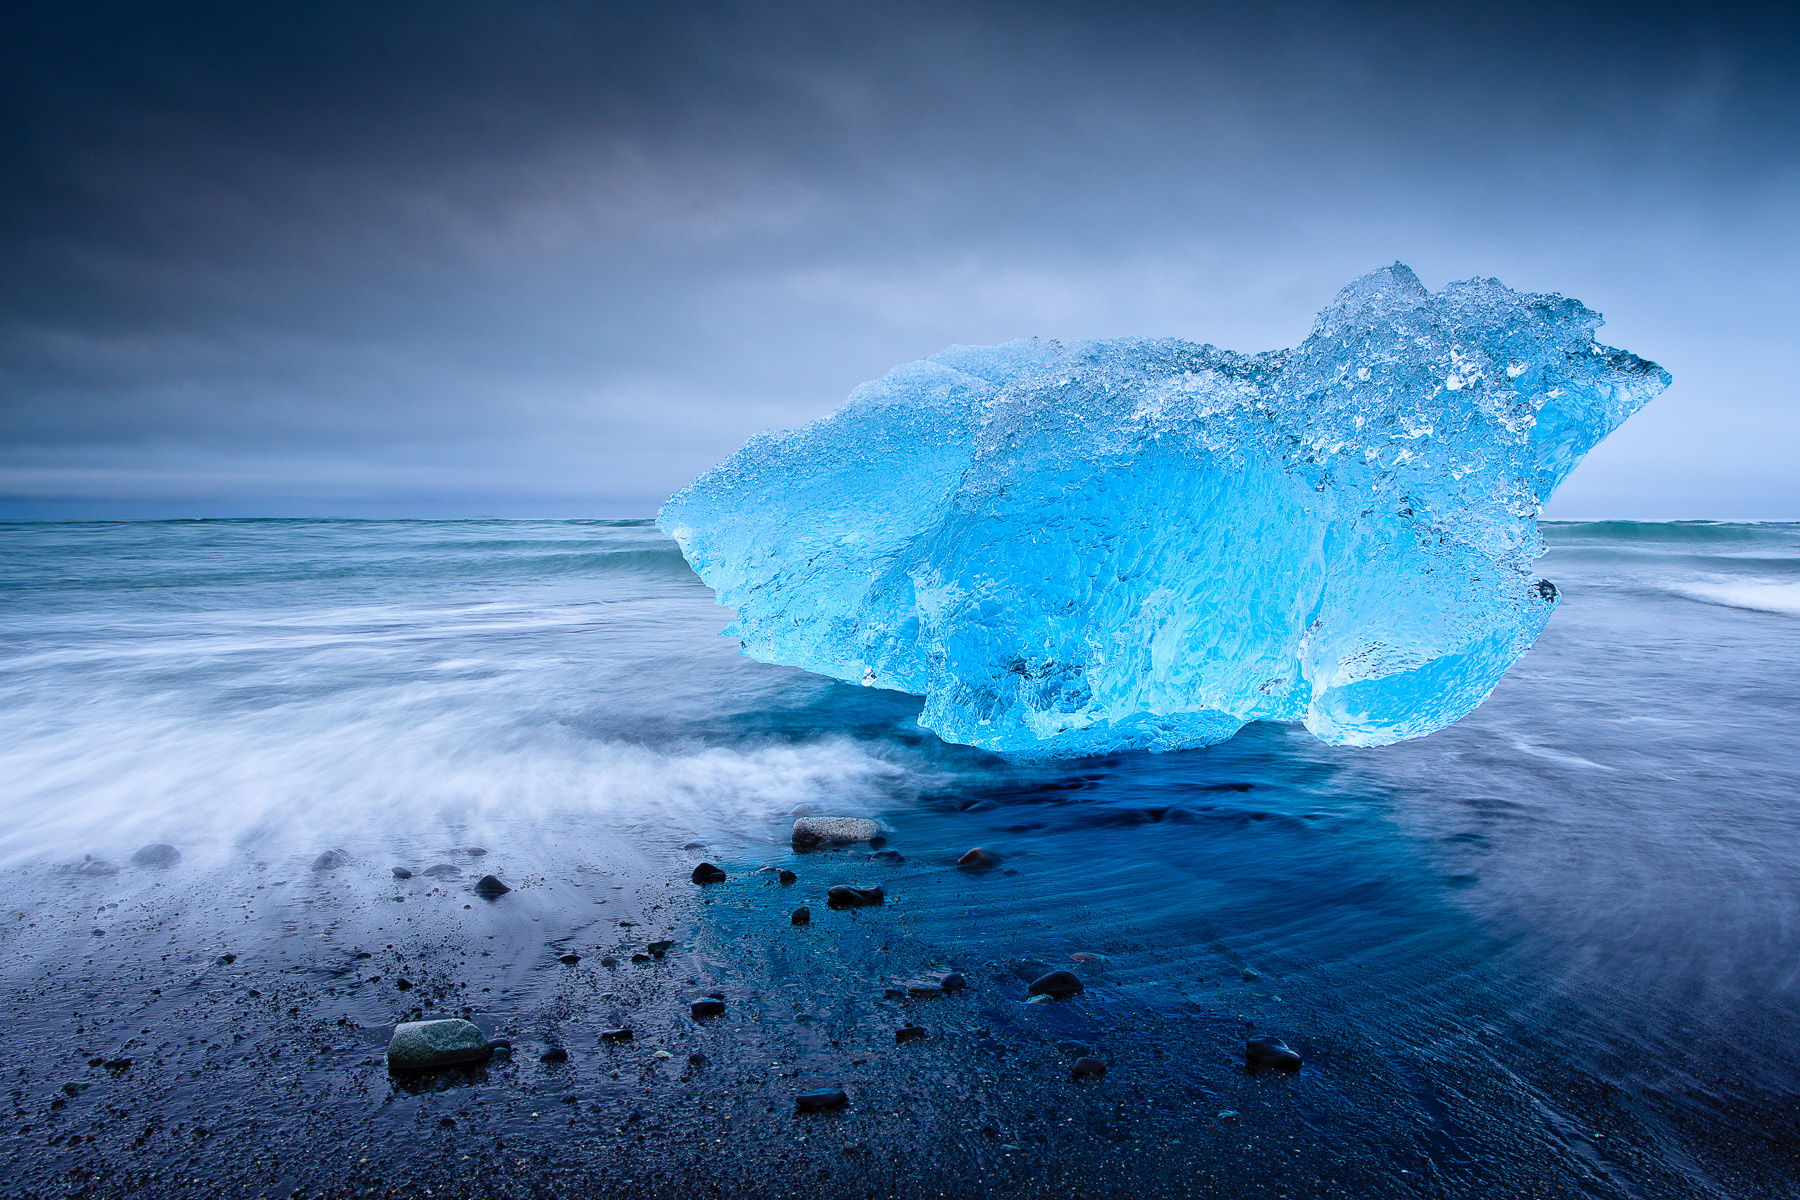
[{"xmin": 6, "ymin": 779, "xmax": 1797, "ymax": 1200}]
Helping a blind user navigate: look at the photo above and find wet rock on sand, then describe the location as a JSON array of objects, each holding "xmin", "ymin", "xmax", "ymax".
[
  {"xmin": 74, "ymin": 856, "xmax": 119, "ymax": 877},
  {"xmin": 690, "ymin": 998, "xmax": 726, "ymax": 1018},
  {"xmin": 827, "ymin": 885, "xmax": 885, "ymax": 909},
  {"xmin": 386, "ymin": 1019, "xmax": 493, "ymax": 1071},
  {"xmin": 896, "ymin": 1025, "xmax": 927, "ymax": 1043},
  {"xmin": 473, "ymin": 874, "xmax": 511, "ymax": 898},
  {"xmin": 791, "ymin": 817, "xmax": 883, "ymax": 850},
  {"xmin": 130, "ymin": 843, "xmax": 181, "ymax": 867},
  {"xmin": 1245, "ymin": 1037, "xmax": 1303, "ymax": 1070},
  {"xmin": 791, "ymin": 907, "xmax": 811, "ymax": 925},
  {"xmin": 600, "ymin": 1028, "xmax": 634, "ymax": 1042},
  {"xmin": 1028, "ymin": 970, "xmax": 1084, "ymax": 999},
  {"xmin": 795, "ymin": 1089, "xmax": 848, "ymax": 1113},
  {"xmin": 311, "ymin": 849, "xmax": 351, "ymax": 871},
  {"xmin": 390, "ymin": 867, "xmax": 413, "ymax": 879},
  {"xmin": 778, "ymin": 869, "xmax": 797, "ymax": 885},
  {"xmin": 957, "ymin": 848, "xmax": 999, "ymax": 870},
  {"xmin": 422, "ymin": 863, "xmax": 462, "ymax": 878},
  {"xmin": 870, "ymin": 849, "xmax": 905, "ymax": 862},
  {"xmin": 941, "ymin": 972, "xmax": 967, "ymax": 992},
  {"xmin": 691, "ymin": 862, "xmax": 727, "ymax": 884},
  {"xmin": 1071, "ymin": 1056, "xmax": 1107, "ymax": 1080}
]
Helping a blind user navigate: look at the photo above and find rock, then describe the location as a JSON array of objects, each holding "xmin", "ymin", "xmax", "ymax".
[
  {"xmin": 691, "ymin": 862, "xmax": 727, "ymax": 884},
  {"xmin": 868, "ymin": 835, "xmax": 888, "ymax": 849},
  {"xmin": 778, "ymin": 869, "xmax": 797, "ymax": 885},
  {"xmin": 215, "ymin": 954, "xmax": 236, "ymax": 965},
  {"xmin": 791, "ymin": 907, "xmax": 811, "ymax": 925},
  {"xmin": 422, "ymin": 863, "xmax": 462, "ymax": 878},
  {"xmin": 907, "ymin": 984, "xmax": 943, "ymax": 999},
  {"xmin": 599, "ymin": 1028, "xmax": 634, "ymax": 1042},
  {"xmin": 1245, "ymin": 1037, "xmax": 1302, "ymax": 1070},
  {"xmin": 472, "ymin": 875, "xmax": 510, "ymax": 899},
  {"xmin": 130, "ymin": 844, "xmax": 180, "ymax": 867},
  {"xmin": 390, "ymin": 867, "xmax": 413, "ymax": 879},
  {"xmin": 690, "ymin": 998, "xmax": 726, "ymax": 1019},
  {"xmin": 826, "ymin": 885, "xmax": 885, "ymax": 910},
  {"xmin": 395, "ymin": 978, "xmax": 413, "ymax": 990},
  {"xmin": 386, "ymin": 1019, "xmax": 493, "ymax": 1071},
  {"xmin": 558, "ymin": 953, "xmax": 580, "ymax": 965},
  {"xmin": 466, "ymin": 847, "xmax": 487, "ymax": 856},
  {"xmin": 688, "ymin": 1053, "xmax": 707, "ymax": 1065},
  {"xmin": 310, "ymin": 849, "xmax": 351, "ymax": 871},
  {"xmin": 795, "ymin": 1089, "xmax": 848, "ymax": 1113},
  {"xmin": 1071, "ymin": 1056, "xmax": 1107, "ymax": 1080},
  {"xmin": 540, "ymin": 1047, "xmax": 568, "ymax": 1064},
  {"xmin": 75, "ymin": 857, "xmax": 119, "ymax": 876},
  {"xmin": 870, "ymin": 849, "xmax": 905, "ymax": 863},
  {"xmin": 957, "ymin": 848, "xmax": 998, "ymax": 870},
  {"xmin": 1241, "ymin": 967, "xmax": 1261, "ymax": 981},
  {"xmin": 895, "ymin": 1025, "xmax": 927, "ymax": 1043},
  {"xmin": 940, "ymin": 972, "xmax": 967, "ymax": 992},
  {"xmin": 600, "ymin": 956, "xmax": 618, "ymax": 967},
  {"xmin": 791, "ymin": 817, "xmax": 883, "ymax": 850},
  {"xmin": 648, "ymin": 940, "xmax": 675, "ymax": 956},
  {"xmin": 1028, "ymin": 970, "xmax": 1084, "ymax": 999},
  {"xmin": 1217, "ymin": 1109, "xmax": 1240, "ymax": 1122},
  {"xmin": 631, "ymin": 953, "xmax": 652, "ymax": 963},
  {"xmin": 682, "ymin": 841, "xmax": 707, "ymax": 850}
]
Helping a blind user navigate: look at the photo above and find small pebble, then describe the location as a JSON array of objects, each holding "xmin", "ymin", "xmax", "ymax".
[
  {"xmin": 472, "ymin": 875, "xmax": 510, "ymax": 899},
  {"xmin": 940, "ymin": 972, "xmax": 967, "ymax": 992},
  {"xmin": 691, "ymin": 862, "xmax": 726, "ymax": 885},
  {"xmin": 868, "ymin": 835, "xmax": 888, "ymax": 849},
  {"xmin": 895, "ymin": 1025, "xmax": 927, "ymax": 1043},
  {"xmin": 648, "ymin": 939, "xmax": 675, "ymax": 956},
  {"xmin": 600, "ymin": 1028, "xmax": 634, "ymax": 1042},
  {"xmin": 390, "ymin": 867, "xmax": 413, "ymax": 879},
  {"xmin": 558, "ymin": 953, "xmax": 580, "ymax": 965},
  {"xmin": 1028, "ymin": 970, "xmax": 1084, "ymax": 999},
  {"xmin": 631, "ymin": 953, "xmax": 652, "ymax": 963},
  {"xmin": 422, "ymin": 863, "xmax": 462, "ymax": 878},
  {"xmin": 956, "ymin": 848, "xmax": 998, "ymax": 870},
  {"xmin": 795, "ymin": 1088, "xmax": 848, "ymax": 1113},
  {"xmin": 690, "ymin": 998, "xmax": 726, "ymax": 1019},
  {"xmin": 791, "ymin": 907, "xmax": 811, "ymax": 925},
  {"xmin": 540, "ymin": 1047, "xmax": 568, "ymax": 1064},
  {"xmin": 778, "ymin": 869, "xmax": 797, "ymax": 886},
  {"xmin": 907, "ymin": 984, "xmax": 943, "ymax": 999},
  {"xmin": 870, "ymin": 849, "xmax": 905, "ymax": 863},
  {"xmin": 826, "ymin": 885, "xmax": 884, "ymax": 909},
  {"xmin": 465, "ymin": 847, "xmax": 486, "ymax": 856},
  {"xmin": 1071, "ymin": 1057, "xmax": 1107, "ymax": 1080},
  {"xmin": 600, "ymin": 956, "xmax": 618, "ymax": 968},
  {"xmin": 310, "ymin": 849, "xmax": 350, "ymax": 871},
  {"xmin": 1245, "ymin": 1037, "xmax": 1302, "ymax": 1070},
  {"xmin": 688, "ymin": 1053, "xmax": 707, "ymax": 1066}
]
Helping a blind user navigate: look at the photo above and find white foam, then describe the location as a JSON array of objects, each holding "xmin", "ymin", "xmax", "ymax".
[{"xmin": 1673, "ymin": 581, "xmax": 1800, "ymax": 617}]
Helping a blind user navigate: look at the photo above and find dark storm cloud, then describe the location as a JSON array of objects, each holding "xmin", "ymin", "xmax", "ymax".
[{"xmin": 2, "ymin": 1, "xmax": 1796, "ymax": 516}]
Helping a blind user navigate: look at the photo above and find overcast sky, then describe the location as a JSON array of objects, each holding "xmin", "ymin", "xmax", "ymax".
[{"xmin": 2, "ymin": 0, "xmax": 1796, "ymax": 519}]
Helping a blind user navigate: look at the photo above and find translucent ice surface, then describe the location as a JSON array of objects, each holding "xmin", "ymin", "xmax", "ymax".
[{"xmin": 659, "ymin": 265, "xmax": 1669, "ymax": 758}]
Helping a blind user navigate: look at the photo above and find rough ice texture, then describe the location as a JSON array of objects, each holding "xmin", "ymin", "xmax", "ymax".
[{"xmin": 659, "ymin": 265, "xmax": 1669, "ymax": 759}]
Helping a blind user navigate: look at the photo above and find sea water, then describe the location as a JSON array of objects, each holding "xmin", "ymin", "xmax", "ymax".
[{"xmin": 2, "ymin": 518, "xmax": 1798, "ymax": 1192}]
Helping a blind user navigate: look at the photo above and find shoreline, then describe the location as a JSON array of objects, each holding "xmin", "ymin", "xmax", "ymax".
[{"xmin": 5, "ymin": 797, "xmax": 1795, "ymax": 1199}]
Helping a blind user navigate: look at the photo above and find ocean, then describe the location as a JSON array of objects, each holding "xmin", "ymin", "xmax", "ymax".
[{"xmin": 2, "ymin": 518, "xmax": 1797, "ymax": 1197}]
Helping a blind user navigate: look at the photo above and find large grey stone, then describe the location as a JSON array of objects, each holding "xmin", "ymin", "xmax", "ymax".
[
  {"xmin": 386, "ymin": 1019, "xmax": 493, "ymax": 1071},
  {"xmin": 791, "ymin": 817, "xmax": 884, "ymax": 849}
]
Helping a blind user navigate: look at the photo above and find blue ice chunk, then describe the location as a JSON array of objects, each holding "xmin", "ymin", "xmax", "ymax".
[{"xmin": 659, "ymin": 265, "xmax": 1669, "ymax": 758}]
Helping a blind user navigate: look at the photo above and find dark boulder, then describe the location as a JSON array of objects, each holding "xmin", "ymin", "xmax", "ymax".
[
  {"xmin": 690, "ymin": 998, "xmax": 726, "ymax": 1019},
  {"xmin": 130, "ymin": 844, "xmax": 181, "ymax": 867},
  {"xmin": 691, "ymin": 862, "xmax": 727, "ymax": 884},
  {"xmin": 895, "ymin": 1025, "xmax": 927, "ymax": 1043},
  {"xmin": 472, "ymin": 874, "xmax": 511, "ymax": 899},
  {"xmin": 941, "ymin": 972, "xmax": 967, "ymax": 992},
  {"xmin": 795, "ymin": 1089, "xmax": 848, "ymax": 1113},
  {"xmin": 1028, "ymin": 970, "xmax": 1084, "ymax": 999},
  {"xmin": 1071, "ymin": 1057, "xmax": 1107, "ymax": 1080},
  {"xmin": 390, "ymin": 867, "xmax": 413, "ymax": 879},
  {"xmin": 778, "ymin": 869, "xmax": 797, "ymax": 885},
  {"xmin": 600, "ymin": 1028, "xmax": 634, "ymax": 1042},
  {"xmin": 791, "ymin": 907, "xmax": 811, "ymax": 925},
  {"xmin": 1245, "ymin": 1037, "xmax": 1302, "ymax": 1070},
  {"xmin": 540, "ymin": 1047, "xmax": 568, "ymax": 1064},
  {"xmin": 957, "ymin": 848, "xmax": 998, "ymax": 870},
  {"xmin": 826, "ymin": 885, "xmax": 885, "ymax": 910},
  {"xmin": 558, "ymin": 953, "xmax": 580, "ymax": 965}
]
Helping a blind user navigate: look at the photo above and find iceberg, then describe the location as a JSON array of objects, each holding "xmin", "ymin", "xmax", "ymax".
[{"xmin": 659, "ymin": 265, "xmax": 1669, "ymax": 758}]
